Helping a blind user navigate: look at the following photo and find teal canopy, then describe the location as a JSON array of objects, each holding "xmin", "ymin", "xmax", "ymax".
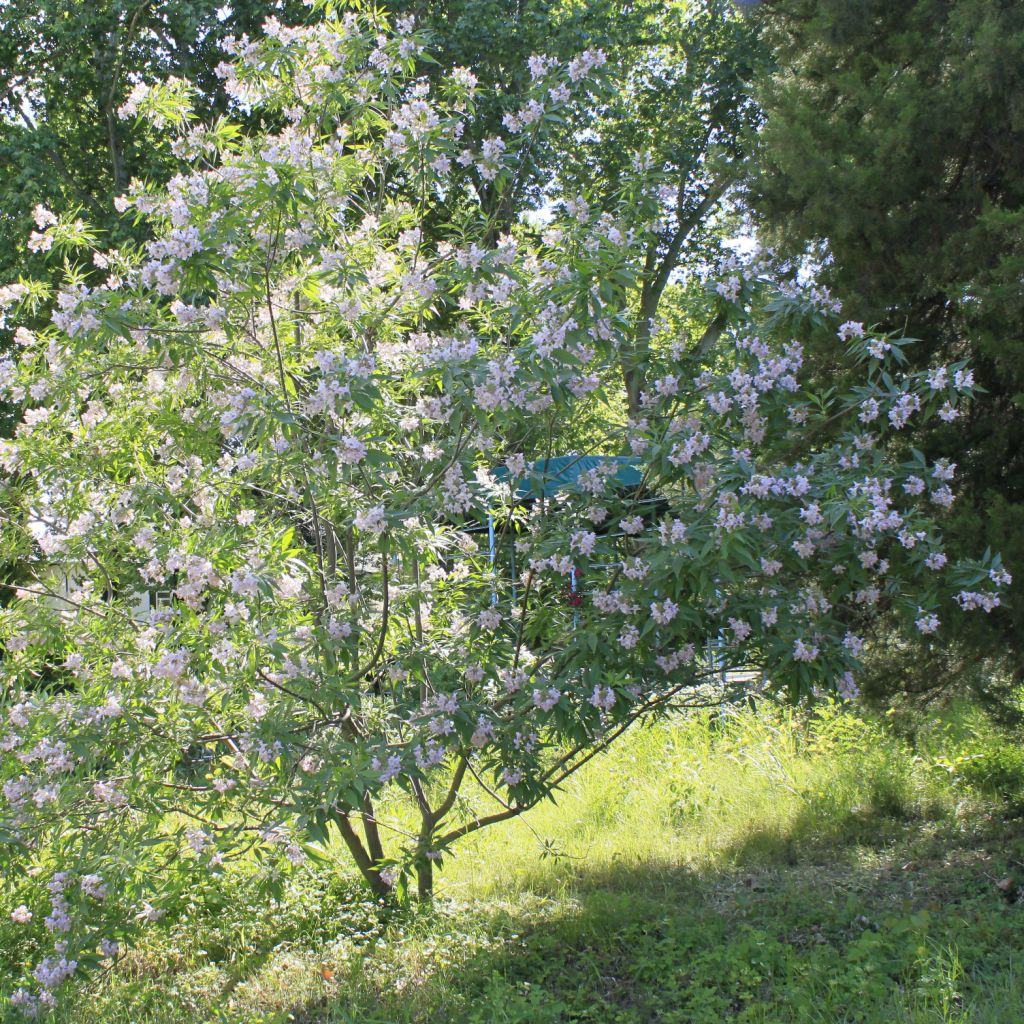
[{"xmin": 492, "ymin": 455, "xmax": 644, "ymax": 500}]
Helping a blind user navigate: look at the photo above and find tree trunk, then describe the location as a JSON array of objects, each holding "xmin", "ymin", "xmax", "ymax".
[
  {"xmin": 335, "ymin": 812, "xmax": 391, "ymax": 899},
  {"xmin": 361, "ymin": 791, "xmax": 385, "ymax": 865},
  {"xmin": 416, "ymin": 858, "xmax": 434, "ymax": 899},
  {"xmin": 625, "ymin": 291, "xmax": 657, "ymax": 418}
]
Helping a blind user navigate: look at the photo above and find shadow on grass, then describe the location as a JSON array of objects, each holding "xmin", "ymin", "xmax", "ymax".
[
  {"xmin": 82, "ymin": 782, "xmax": 1019, "ymax": 1024},
  {"xmin": 266, "ymin": 815, "xmax": 1024, "ymax": 1024},
  {"xmin": 710, "ymin": 783, "xmax": 928, "ymax": 869}
]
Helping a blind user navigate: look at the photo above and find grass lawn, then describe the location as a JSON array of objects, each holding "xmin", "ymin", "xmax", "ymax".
[{"xmin": 4, "ymin": 701, "xmax": 1024, "ymax": 1023}]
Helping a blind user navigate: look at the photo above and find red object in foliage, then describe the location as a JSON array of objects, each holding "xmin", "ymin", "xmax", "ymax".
[{"xmin": 560, "ymin": 568, "xmax": 584, "ymax": 606}]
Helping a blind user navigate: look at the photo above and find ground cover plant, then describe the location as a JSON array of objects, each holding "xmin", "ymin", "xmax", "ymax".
[
  {"xmin": 0, "ymin": 3, "xmax": 1013, "ymax": 1013},
  {"xmin": 2, "ymin": 700, "xmax": 1022, "ymax": 1023}
]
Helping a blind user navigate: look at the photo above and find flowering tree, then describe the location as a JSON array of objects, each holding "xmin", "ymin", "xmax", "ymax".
[{"xmin": 0, "ymin": 5, "xmax": 1010, "ymax": 1013}]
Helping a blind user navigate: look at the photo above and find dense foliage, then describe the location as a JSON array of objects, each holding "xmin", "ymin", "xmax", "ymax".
[
  {"xmin": 748, "ymin": 0, "xmax": 1024, "ymax": 693},
  {"xmin": 0, "ymin": 0, "xmax": 308, "ymax": 289},
  {"xmin": 382, "ymin": 0, "xmax": 765, "ymax": 414},
  {"xmin": 0, "ymin": 4, "xmax": 1010, "ymax": 1012}
]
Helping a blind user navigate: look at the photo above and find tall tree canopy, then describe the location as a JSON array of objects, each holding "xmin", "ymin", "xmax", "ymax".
[
  {"xmin": 747, "ymin": 0, "xmax": 1024, "ymax": 694},
  {"xmin": 0, "ymin": 1, "xmax": 307, "ymax": 598},
  {"xmin": 383, "ymin": 0, "xmax": 764, "ymax": 413},
  {"xmin": 0, "ymin": 0, "xmax": 307, "ymax": 284},
  {"xmin": 1, "ymin": 0, "xmax": 762, "ymax": 400}
]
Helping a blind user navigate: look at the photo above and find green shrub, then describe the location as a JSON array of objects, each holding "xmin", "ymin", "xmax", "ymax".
[{"xmin": 953, "ymin": 746, "xmax": 1024, "ymax": 806}]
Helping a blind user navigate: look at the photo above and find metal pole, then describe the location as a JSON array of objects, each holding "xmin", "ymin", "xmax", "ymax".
[{"xmin": 488, "ymin": 514, "xmax": 497, "ymax": 606}]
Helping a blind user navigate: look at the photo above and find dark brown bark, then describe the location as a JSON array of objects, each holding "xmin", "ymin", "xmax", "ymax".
[
  {"xmin": 416, "ymin": 858, "xmax": 434, "ymax": 899},
  {"xmin": 624, "ymin": 181, "xmax": 730, "ymax": 416},
  {"xmin": 335, "ymin": 813, "xmax": 390, "ymax": 899},
  {"xmin": 361, "ymin": 792, "xmax": 385, "ymax": 865}
]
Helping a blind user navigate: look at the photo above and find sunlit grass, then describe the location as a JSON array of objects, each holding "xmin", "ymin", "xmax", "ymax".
[{"xmin": 440, "ymin": 702, "xmax": 956, "ymax": 900}]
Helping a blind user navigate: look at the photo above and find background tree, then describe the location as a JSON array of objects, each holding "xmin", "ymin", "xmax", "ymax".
[
  {"xmin": 746, "ymin": 0, "xmax": 1024, "ymax": 701},
  {"xmin": 0, "ymin": 0, "xmax": 308, "ymax": 286},
  {"xmin": 0, "ymin": 0, "xmax": 308, "ymax": 614},
  {"xmin": 383, "ymin": 0, "xmax": 765, "ymax": 415}
]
